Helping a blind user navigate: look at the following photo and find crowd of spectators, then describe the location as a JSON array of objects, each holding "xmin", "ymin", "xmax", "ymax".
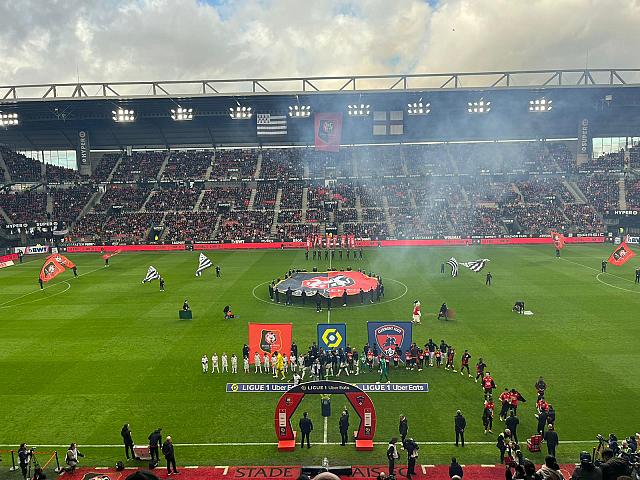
[
  {"xmin": 260, "ymin": 149, "xmax": 303, "ymax": 179},
  {"xmin": 111, "ymin": 151, "xmax": 165, "ymax": 183},
  {"xmin": 96, "ymin": 185, "xmax": 153, "ymax": 212},
  {"xmin": 391, "ymin": 206, "xmax": 449, "ymax": 239},
  {"xmin": 1, "ymin": 148, "xmax": 42, "ymax": 182},
  {"xmin": 0, "ymin": 190, "xmax": 48, "ymax": 223},
  {"xmin": 50, "ymin": 186, "xmax": 94, "ymax": 223},
  {"xmin": 563, "ymin": 204, "xmax": 603, "ymax": 233},
  {"xmin": 71, "ymin": 213, "xmax": 109, "ymax": 241},
  {"xmin": 199, "ymin": 186, "xmax": 251, "ymax": 211},
  {"xmin": 578, "ymin": 175, "xmax": 620, "ymax": 211},
  {"xmin": 91, "ymin": 154, "xmax": 120, "ymax": 182},
  {"xmin": 304, "ymin": 150, "xmax": 353, "ymax": 178},
  {"xmin": 162, "ymin": 151, "xmax": 211, "ymax": 181},
  {"xmin": 253, "ymin": 182, "xmax": 278, "ymax": 209},
  {"xmin": 101, "ymin": 212, "xmax": 164, "ymax": 243},
  {"xmin": 163, "ymin": 212, "xmax": 218, "ymax": 242},
  {"xmin": 144, "ymin": 188, "xmax": 199, "ymax": 212},
  {"xmin": 279, "ymin": 182, "xmax": 304, "ymax": 209},
  {"xmin": 215, "ymin": 211, "xmax": 273, "ymax": 241},
  {"xmin": 211, "ymin": 149, "xmax": 257, "ymax": 180},
  {"xmin": 45, "ymin": 164, "xmax": 81, "ymax": 183}
]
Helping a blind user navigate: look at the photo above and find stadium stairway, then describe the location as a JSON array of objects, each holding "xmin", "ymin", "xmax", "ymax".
[
  {"xmin": 46, "ymin": 191, "xmax": 53, "ymax": 216},
  {"xmin": 211, "ymin": 213, "xmax": 222, "ymax": 238},
  {"xmin": 619, "ymin": 177, "xmax": 627, "ymax": 209},
  {"xmin": 76, "ymin": 190, "xmax": 105, "ymax": 224},
  {"xmin": 253, "ymin": 151, "xmax": 263, "ymax": 179},
  {"xmin": 106, "ymin": 155, "xmax": 123, "ymax": 183},
  {"xmin": 156, "ymin": 151, "xmax": 171, "ymax": 181},
  {"xmin": 382, "ymin": 195, "xmax": 395, "ymax": 236},
  {"xmin": 0, "ymin": 150, "xmax": 11, "ymax": 183},
  {"xmin": 355, "ymin": 194, "xmax": 363, "ymax": 223},
  {"xmin": 194, "ymin": 189, "xmax": 206, "ymax": 212},
  {"xmin": 248, "ymin": 188, "xmax": 257, "ymax": 210},
  {"xmin": 139, "ymin": 189, "xmax": 156, "ymax": 213},
  {"xmin": 301, "ymin": 186, "xmax": 308, "ymax": 221},
  {"xmin": 0, "ymin": 204, "xmax": 11, "ymax": 224},
  {"xmin": 563, "ymin": 180, "xmax": 587, "ymax": 204}
]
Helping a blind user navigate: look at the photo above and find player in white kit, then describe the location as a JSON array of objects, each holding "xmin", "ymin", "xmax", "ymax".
[
  {"xmin": 201, "ymin": 354, "xmax": 208, "ymax": 373},
  {"xmin": 231, "ymin": 354, "xmax": 238, "ymax": 373},
  {"xmin": 211, "ymin": 353, "xmax": 220, "ymax": 373},
  {"xmin": 254, "ymin": 352, "xmax": 262, "ymax": 373},
  {"xmin": 221, "ymin": 353, "xmax": 228, "ymax": 373},
  {"xmin": 244, "ymin": 356, "xmax": 250, "ymax": 373}
]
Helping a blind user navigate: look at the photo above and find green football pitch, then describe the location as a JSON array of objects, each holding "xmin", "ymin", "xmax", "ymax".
[{"xmin": 1, "ymin": 244, "xmax": 639, "ymax": 471}]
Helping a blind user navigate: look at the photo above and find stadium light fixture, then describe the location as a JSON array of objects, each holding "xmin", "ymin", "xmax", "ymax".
[
  {"xmin": 348, "ymin": 104, "xmax": 370, "ymax": 117},
  {"xmin": 407, "ymin": 100, "xmax": 430, "ymax": 116},
  {"xmin": 288, "ymin": 105, "xmax": 311, "ymax": 118},
  {"xmin": 229, "ymin": 106, "xmax": 253, "ymax": 120},
  {"xmin": 112, "ymin": 108, "xmax": 135, "ymax": 123},
  {"xmin": 171, "ymin": 107, "xmax": 193, "ymax": 121},
  {"xmin": 529, "ymin": 98, "xmax": 552, "ymax": 112},
  {"xmin": 467, "ymin": 98, "xmax": 491, "ymax": 114},
  {"xmin": 0, "ymin": 112, "xmax": 19, "ymax": 126}
]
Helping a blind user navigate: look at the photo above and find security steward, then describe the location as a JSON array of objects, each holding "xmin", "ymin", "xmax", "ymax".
[{"xmin": 299, "ymin": 412, "xmax": 313, "ymax": 448}]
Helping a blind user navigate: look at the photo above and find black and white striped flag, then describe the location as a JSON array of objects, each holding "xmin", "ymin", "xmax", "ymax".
[
  {"xmin": 461, "ymin": 259, "xmax": 490, "ymax": 272},
  {"xmin": 142, "ymin": 265, "xmax": 160, "ymax": 283},
  {"xmin": 447, "ymin": 257, "xmax": 459, "ymax": 277},
  {"xmin": 195, "ymin": 253, "xmax": 213, "ymax": 277},
  {"xmin": 257, "ymin": 114, "xmax": 287, "ymax": 136}
]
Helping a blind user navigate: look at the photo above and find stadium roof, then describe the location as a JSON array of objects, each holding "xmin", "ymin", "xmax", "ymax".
[{"xmin": 1, "ymin": 68, "xmax": 639, "ymax": 151}]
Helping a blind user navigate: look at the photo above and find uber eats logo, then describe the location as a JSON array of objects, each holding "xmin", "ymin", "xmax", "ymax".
[{"xmin": 318, "ymin": 324, "xmax": 346, "ymax": 349}]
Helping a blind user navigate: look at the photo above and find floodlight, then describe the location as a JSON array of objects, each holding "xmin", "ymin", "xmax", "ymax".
[
  {"xmin": 171, "ymin": 107, "xmax": 193, "ymax": 121},
  {"xmin": 528, "ymin": 98, "xmax": 552, "ymax": 112},
  {"xmin": 112, "ymin": 108, "xmax": 135, "ymax": 123},
  {"xmin": 0, "ymin": 112, "xmax": 19, "ymax": 126},
  {"xmin": 288, "ymin": 105, "xmax": 311, "ymax": 118},
  {"xmin": 407, "ymin": 100, "xmax": 430, "ymax": 115},
  {"xmin": 467, "ymin": 98, "xmax": 491, "ymax": 114},
  {"xmin": 229, "ymin": 106, "xmax": 253, "ymax": 119},
  {"xmin": 348, "ymin": 103, "xmax": 370, "ymax": 116}
]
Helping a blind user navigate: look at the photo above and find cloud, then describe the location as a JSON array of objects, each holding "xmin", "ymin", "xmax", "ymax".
[{"xmin": 0, "ymin": 0, "xmax": 638, "ymax": 86}]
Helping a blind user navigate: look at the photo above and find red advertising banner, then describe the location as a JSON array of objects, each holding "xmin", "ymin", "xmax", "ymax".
[
  {"xmin": 314, "ymin": 113, "xmax": 343, "ymax": 152},
  {"xmin": 248, "ymin": 323, "xmax": 293, "ymax": 365}
]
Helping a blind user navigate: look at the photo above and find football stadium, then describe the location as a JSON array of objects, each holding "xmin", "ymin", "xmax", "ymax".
[{"xmin": 1, "ymin": 5, "xmax": 640, "ymax": 480}]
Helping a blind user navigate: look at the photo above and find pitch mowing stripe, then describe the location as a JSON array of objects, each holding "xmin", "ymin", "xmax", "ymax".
[{"xmin": 0, "ymin": 440, "xmax": 596, "ymax": 448}]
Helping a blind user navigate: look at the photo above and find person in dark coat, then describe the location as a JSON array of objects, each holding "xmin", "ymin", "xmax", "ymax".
[
  {"xmin": 315, "ymin": 292, "xmax": 321, "ymax": 312},
  {"xmin": 505, "ymin": 412, "xmax": 520, "ymax": 443},
  {"xmin": 449, "ymin": 457, "xmax": 464, "ymax": 478},
  {"xmin": 301, "ymin": 290, "xmax": 306, "ymax": 305},
  {"xmin": 275, "ymin": 288, "xmax": 280, "ymax": 303},
  {"xmin": 339, "ymin": 411, "xmax": 349, "ymax": 446},
  {"xmin": 299, "ymin": 412, "xmax": 313, "ymax": 448},
  {"xmin": 406, "ymin": 439, "xmax": 419, "ymax": 477},
  {"xmin": 342, "ymin": 289, "xmax": 348, "ymax": 307},
  {"xmin": 242, "ymin": 344, "xmax": 249, "ymax": 359},
  {"xmin": 496, "ymin": 432, "xmax": 507, "ymax": 464},
  {"xmin": 148, "ymin": 428, "xmax": 162, "ymax": 462},
  {"xmin": 454, "ymin": 410, "xmax": 466, "ymax": 447},
  {"xmin": 268, "ymin": 283, "xmax": 274, "ymax": 301},
  {"xmin": 286, "ymin": 287, "xmax": 293, "ymax": 305},
  {"xmin": 386, "ymin": 438, "xmax": 399, "ymax": 476},
  {"xmin": 18, "ymin": 443, "xmax": 30, "ymax": 480},
  {"xmin": 537, "ymin": 409, "xmax": 549, "ymax": 435},
  {"xmin": 543, "ymin": 424, "xmax": 559, "ymax": 457},
  {"xmin": 39, "ymin": 277, "xmax": 44, "ymax": 289},
  {"xmin": 161, "ymin": 436, "xmax": 178, "ymax": 475},
  {"xmin": 600, "ymin": 448, "xmax": 629, "ymax": 480},
  {"xmin": 399, "ymin": 415, "xmax": 408, "ymax": 447},
  {"xmin": 570, "ymin": 451, "xmax": 602, "ymax": 480},
  {"xmin": 121, "ymin": 423, "xmax": 135, "ymax": 460}
]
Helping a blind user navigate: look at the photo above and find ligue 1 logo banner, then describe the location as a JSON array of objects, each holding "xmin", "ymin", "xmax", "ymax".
[
  {"xmin": 248, "ymin": 323, "xmax": 292, "ymax": 364},
  {"xmin": 367, "ymin": 322, "xmax": 413, "ymax": 359},
  {"xmin": 317, "ymin": 323, "xmax": 347, "ymax": 351}
]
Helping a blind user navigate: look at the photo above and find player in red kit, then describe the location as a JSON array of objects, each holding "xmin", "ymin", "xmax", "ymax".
[
  {"xmin": 498, "ymin": 388, "xmax": 511, "ymax": 421},
  {"xmin": 483, "ymin": 395, "xmax": 495, "ymax": 434},
  {"xmin": 445, "ymin": 347, "xmax": 457, "ymax": 372},
  {"xmin": 460, "ymin": 350, "xmax": 472, "ymax": 377},
  {"xmin": 482, "ymin": 372, "xmax": 496, "ymax": 398}
]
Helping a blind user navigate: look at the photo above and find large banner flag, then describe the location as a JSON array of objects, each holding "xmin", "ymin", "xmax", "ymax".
[
  {"xmin": 101, "ymin": 250, "xmax": 121, "ymax": 260},
  {"xmin": 317, "ymin": 323, "xmax": 347, "ymax": 350},
  {"xmin": 314, "ymin": 112, "xmax": 343, "ymax": 152},
  {"xmin": 195, "ymin": 252, "xmax": 213, "ymax": 276},
  {"xmin": 608, "ymin": 242, "xmax": 636, "ymax": 266},
  {"xmin": 275, "ymin": 271, "xmax": 379, "ymax": 298},
  {"xmin": 447, "ymin": 257, "xmax": 459, "ymax": 277},
  {"xmin": 367, "ymin": 322, "xmax": 413, "ymax": 359},
  {"xmin": 142, "ymin": 265, "xmax": 161, "ymax": 283},
  {"xmin": 39, "ymin": 253, "xmax": 75, "ymax": 283},
  {"xmin": 248, "ymin": 323, "xmax": 292, "ymax": 364},
  {"xmin": 551, "ymin": 231, "xmax": 566, "ymax": 249},
  {"xmin": 257, "ymin": 114, "xmax": 287, "ymax": 136},
  {"xmin": 460, "ymin": 259, "xmax": 490, "ymax": 272}
]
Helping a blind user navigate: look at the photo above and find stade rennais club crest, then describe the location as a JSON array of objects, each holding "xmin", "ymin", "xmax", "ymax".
[{"xmin": 276, "ymin": 271, "xmax": 379, "ymax": 298}]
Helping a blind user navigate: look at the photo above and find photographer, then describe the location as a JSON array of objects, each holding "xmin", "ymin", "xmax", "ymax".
[
  {"xmin": 65, "ymin": 443, "xmax": 84, "ymax": 472},
  {"xmin": 18, "ymin": 444, "xmax": 31, "ymax": 480},
  {"xmin": 571, "ymin": 452, "xmax": 602, "ymax": 480},
  {"xmin": 600, "ymin": 448, "xmax": 629, "ymax": 480}
]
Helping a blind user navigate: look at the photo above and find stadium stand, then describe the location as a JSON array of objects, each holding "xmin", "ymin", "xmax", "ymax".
[{"xmin": 0, "ymin": 143, "xmax": 621, "ymax": 241}]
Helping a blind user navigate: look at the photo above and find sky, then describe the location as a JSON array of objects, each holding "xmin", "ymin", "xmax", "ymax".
[{"xmin": 0, "ymin": 0, "xmax": 639, "ymax": 86}]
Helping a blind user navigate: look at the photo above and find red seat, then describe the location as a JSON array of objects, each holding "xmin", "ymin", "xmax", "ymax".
[{"xmin": 527, "ymin": 434, "xmax": 542, "ymax": 452}]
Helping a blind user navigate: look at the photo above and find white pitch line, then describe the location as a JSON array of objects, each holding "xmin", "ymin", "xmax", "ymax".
[
  {"xmin": 0, "ymin": 440, "xmax": 597, "ymax": 448},
  {"xmin": 324, "ymin": 416, "xmax": 328, "ymax": 444}
]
